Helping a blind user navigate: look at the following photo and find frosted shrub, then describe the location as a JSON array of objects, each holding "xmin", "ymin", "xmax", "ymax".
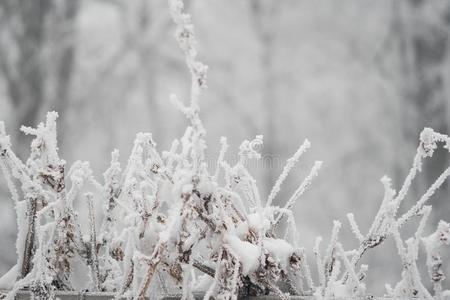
[{"xmin": 1, "ymin": 0, "xmax": 450, "ymax": 299}]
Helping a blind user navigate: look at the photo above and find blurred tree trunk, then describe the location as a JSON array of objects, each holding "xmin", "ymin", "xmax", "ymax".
[
  {"xmin": 0, "ymin": 0, "xmax": 79, "ymax": 158},
  {"xmin": 250, "ymin": 0, "xmax": 280, "ymax": 198},
  {"xmin": 0, "ymin": 0, "xmax": 50, "ymax": 158},
  {"xmin": 137, "ymin": 0, "xmax": 161, "ymax": 144},
  {"xmin": 50, "ymin": 0, "xmax": 80, "ymax": 150},
  {"xmin": 396, "ymin": 0, "xmax": 450, "ymax": 221},
  {"xmin": 122, "ymin": 0, "xmax": 174, "ymax": 147}
]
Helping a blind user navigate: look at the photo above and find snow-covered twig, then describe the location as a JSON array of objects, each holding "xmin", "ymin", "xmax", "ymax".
[{"xmin": 266, "ymin": 139, "xmax": 310, "ymax": 207}]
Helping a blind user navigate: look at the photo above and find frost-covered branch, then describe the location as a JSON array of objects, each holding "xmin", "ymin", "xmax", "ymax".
[
  {"xmin": 266, "ymin": 139, "xmax": 310, "ymax": 207},
  {"xmin": 343, "ymin": 128, "xmax": 450, "ymax": 277},
  {"xmin": 422, "ymin": 220, "xmax": 450, "ymax": 297}
]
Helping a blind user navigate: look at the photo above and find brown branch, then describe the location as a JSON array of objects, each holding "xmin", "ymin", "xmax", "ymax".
[
  {"xmin": 87, "ymin": 194, "xmax": 101, "ymax": 291},
  {"xmin": 21, "ymin": 196, "xmax": 38, "ymax": 278},
  {"xmin": 137, "ymin": 242, "xmax": 165, "ymax": 299},
  {"xmin": 193, "ymin": 259, "xmax": 215, "ymax": 277}
]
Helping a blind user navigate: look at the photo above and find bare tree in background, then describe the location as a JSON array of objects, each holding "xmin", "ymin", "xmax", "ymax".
[
  {"xmin": 250, "ymin": 0, "xmax": 281, "ymax": 197},
  {"xmin": 74, "ymin": 0, "xmax": 183, "ymax": 151},
  {"xmin": 133, "ymin": 0, "xmax": 181, "ymax": 145},
  {"xmin": 0, "ymin": 0, "xmax": 79, "ymax": 158},
  {"xmin": 393, "ymin": 0, "xmax": 450, "ymax": 222}
]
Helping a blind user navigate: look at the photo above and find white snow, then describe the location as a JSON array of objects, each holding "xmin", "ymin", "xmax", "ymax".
[
  {"xmin": 225, "ymin": 234, "xmax": 261, "ymax": 275},
  {"xmin": 262, "ymin": 238, "xmax": 294, "ymax": 270},
  {"xmin": 247, "ymin": 212, "xmax": 271, "ymax": 235}
]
